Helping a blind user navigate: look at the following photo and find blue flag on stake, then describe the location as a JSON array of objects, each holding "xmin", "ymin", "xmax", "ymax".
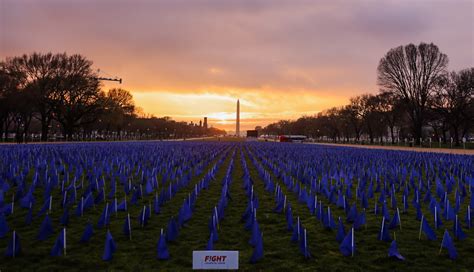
[
  {"xmin": 336, "ymin": 217, "xmax": 346, "ymax": 243},
  {"xmin": 291, "ymin": 217, "xmax": 302, "ymax": 243},
  {"xmin": 323, "ymin": 207, "xmax": 336, "ymax": 230},
  {"xmin": 157, "ymin": 229, "xmax": 170, "ymax": 260},
  {"xmin": 420, "ymin": 215, "xmax": 437, "ymax": 241},
  {"xmin": 97, "ymin": 203, "xmax": 110, "ymax": 228},
  {"xmin": 166, "ymin": 217, "xmax": 179, "ymax": 242},
  {"xmin": 286, "ymin": 205, "xmax": 294, "ymax": 231},
  {"xmin": 440, "ymin": 230, "xmax": 457, "ymax": 260},
  {"xmin": 51, "ymin": 228, "xmax": 66, "ymax": 256},
  {"xmin": 102, "ymin": 230, "xmax": 116, "ymax": 261},
  {"xmin": 80, "ymin": 223, "xmax": 94, "ymax": 243},
  {"xmin": 206, "ymin": 233, "xmax": 214, "ymax": 250},
  {"xmin": 38, "ymin": 214, "xmax": 54, "ymax": 241},
  {"xmin": 5, "ymin": 230, "xmax": 21, "ymax": 257},
  {"xmin": 249, "ymin": 217, "xmax": 261, "ymax": 247},
  {"xmin": 388, "ymin": 208, "xmax": 401, "ymax": 230},
  {"xmin": 378, "ymin": 217, "xmax": 391, "ymax": 242},
  {"xmin": 354, "ymin": 210, "xmax": 366, "ymax": 230},
  {"xmin": 299, "ymin": 228, "xmax": 311, "ymax": 259},
  {"xmin": 340, "ymin": 227, "xmax": 355, "ymax": 257},
  {"xmin": 123, "ymin": 213, "xmax": 132, "ymax": 240},
  {"xmin": 453, "ymin": 215, "xmax": 467, "ymax": 240},
  {"xmin": 154, "ymin": 193, "xmax": 160, "ymax": 214},
  {"xmin": 250, "ymin": 232, "xmax": 263, "ymax": 263},
  {"xmin": 388, "ymin": 240, "xmax": 405, "ymax": 261},
  {"xmin": 117, "ymin": 197, "xmax": 127, "ymax": 211}
]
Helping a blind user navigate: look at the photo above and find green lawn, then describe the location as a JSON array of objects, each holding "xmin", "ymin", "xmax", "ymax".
[{"xmin": 1, "ymin": 142, "xmax": 473, "ymax": 271}]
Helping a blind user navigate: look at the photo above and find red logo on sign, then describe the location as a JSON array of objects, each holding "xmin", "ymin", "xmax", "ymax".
[{"xmin": 204, "ymin": 255, "xmax": 227, "ymax": 264}]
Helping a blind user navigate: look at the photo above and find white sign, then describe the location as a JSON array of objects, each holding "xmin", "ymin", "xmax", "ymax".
[{"xmin": 193, "ymin": 250, "xmax": 239, "ymax": 270}]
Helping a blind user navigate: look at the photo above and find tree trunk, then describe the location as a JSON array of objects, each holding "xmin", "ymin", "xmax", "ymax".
[
  {"xmin": 413, "ymin": 117, "xmax": 423, "ymax": 145},
  {"xmin": 0, "ymin": 119, "xmax": 4, "ymax": 142},
  {"xmin": 41, "ymin": 115, "xmax": 50, "ymax": 142},
  {"xmin": 390, "ymin": 126, "xmax": 395, "ymax": 143},
  {"xmin": 452, "ymin": 125, "xmax": 460, "ymax": 146}
]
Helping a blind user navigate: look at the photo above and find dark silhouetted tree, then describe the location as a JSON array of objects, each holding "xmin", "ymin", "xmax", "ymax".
[{"xmin": 377, "ymin": 43, "xmax": 448, "ymax": 144}]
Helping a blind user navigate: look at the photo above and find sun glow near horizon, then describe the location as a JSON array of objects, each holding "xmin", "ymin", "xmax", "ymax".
[{"xmin": 128, "ymin": 88, "xmax": 348, "ymax": 131}]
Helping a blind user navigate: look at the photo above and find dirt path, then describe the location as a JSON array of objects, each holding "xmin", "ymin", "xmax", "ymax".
[{"xmin": 309, "ymin": 142, "xmax": 474, "ymax": 155}]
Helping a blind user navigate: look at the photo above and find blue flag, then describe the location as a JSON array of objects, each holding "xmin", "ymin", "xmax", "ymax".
[
  {"xmin": 5, "ymin": 231, "xmax": 21, "ymax": 257},
  {"xmin": 291, "ymin": 218, "xmax": 303, "ymax": 243},
  {"xmin": 138, "ymin": 205, "xmax": 151, "ymax": 227},
  {"xmin": 378, "ymin": 218, "xmax": 391, "ymax": 242},
  {"xmin": 153, "ymin": 193, "xmax": 160, "ymax": 214},
  {"xmin": 36, "ymin": 197, "xmax": 51, "ymax": 217},
  {"xmin": 249, "ymin": 232, "xmax": 263, "ymax": 263},
  {"xmin": 37, "ymin": 214, "xmax": 54, "ymax": 241},
  {"xmin": 323, "ymin": 207, "xmax": 336, "ymax": 230},
  {"xmin": 249, "ymin": 219, "xmax": 261, "ymax": 247},
  {"xmin": 102, "ymin": 230, "xmax": 116, "ymax": 261},
  {"xmin": 285, "ymin": 203, "xmax": 294, "ymax": 231},
  {"xmin": 83, "ymin": 193, "xmax": 94, "ymax": 210},
  {"xmin": 97, "ymin": 203, "xmax": 110, "ymax": 228},
  {"xmin": 157, "ymin": 230, "xmax": 170, "ymax": 260},
  {"xmin": 340, "ymin": 228, "xmax": 355, "ymax": 257},
  {"xmin": 299, "ymin": 229, "xmax": 311, "ymax": 259},
  {"xmin": 346, "ymin": 204, "xmax": 358, "ymax": 223},
  {"xmin": 336, "ymin": 217, "xmax": 346, "ymax": 243},
  {"xmin": 80, "ymin": 223, "xmax": 94, "ymax": 243},
  {"xmin": 421, "ymin": 216, "xmax": 437, "ymax": 241},
  {"xmin": 206, "ymin": 233, "xmax": 214, "ymax": 250},
  {"xmin": 166, "ymin": 217, "xmax": 179, "ymax": 242},
  {"xmin": 51, "ymin": 228, "xmax": 66, "ymax": 256},
  {"xmin": 388, "ymin": 240, "xmax": 405, "ymax": 261},
  {"xmin": 178, "ymin": 201, "xmax": 192, "ymax": 227},
  {"xmin": 145, "ymin": 180, "xmax": 153, "ymax": 195},
  {"xmin": 273, "ymin": 197, "xmax": 284, "ymax": 214},
  {"xmin": 453, "ymin": 216, "xmax": 467, "ymax": 240},
  {"xmin": 123, "ymin": 213, "xmax": 132, "ymax": 239},
  {"xmin": 354, "ymin": 211, "xmax": 366, "ymax": 230},
  {"xmin": 117, "ymin": 197, "xmax": 127, "ymax": 211},
  {"xmin": 388, "ymin": 209, "xmax": 400, "ymax": 230},
  {"xmin": 440, "ymin": 230, "xmax": 457, "ymax": 260}
]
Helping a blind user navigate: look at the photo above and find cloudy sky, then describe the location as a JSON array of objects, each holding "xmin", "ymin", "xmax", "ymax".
[{"xmin": 1, "ymin": 0, "xmax": 473, "ymax": 131}]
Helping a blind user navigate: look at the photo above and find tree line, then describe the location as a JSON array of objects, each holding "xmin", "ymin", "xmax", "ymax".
[
  {"xmin": 0, "ymin": 53, "xmax": 225, "ymax": 142},
  {"xmin": 261, "ymin": 43, "xmax": 473, "ymax": 146}
]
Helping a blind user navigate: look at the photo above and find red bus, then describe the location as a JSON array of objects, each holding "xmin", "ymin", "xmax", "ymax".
[{"xmin": 279, "ymin": 135, "xmax": 307, "ymax": 143}]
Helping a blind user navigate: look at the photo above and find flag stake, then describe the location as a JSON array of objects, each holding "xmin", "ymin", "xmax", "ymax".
[{"xmin": 419, "ymin": 215, "xmax": 423, "ymax": 240}]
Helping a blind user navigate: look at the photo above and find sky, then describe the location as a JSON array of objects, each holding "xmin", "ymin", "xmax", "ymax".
[{"xmin": 1, "ymin": 0, "xmax": 473, "ymax": 131}]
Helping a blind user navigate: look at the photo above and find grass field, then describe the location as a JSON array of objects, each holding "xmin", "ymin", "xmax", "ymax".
[{"xmin": 0, "ymin": 141, "xmax": 473, "ymax": 271}]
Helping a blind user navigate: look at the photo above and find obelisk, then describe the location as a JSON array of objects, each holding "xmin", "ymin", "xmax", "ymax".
[{"xmin": 236, "ymin": 99, "xmax": 240, "ymax": 137}]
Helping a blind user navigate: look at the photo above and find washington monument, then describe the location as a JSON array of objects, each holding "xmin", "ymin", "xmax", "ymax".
[{"xmin": 236, "ymin": 99, "xmax": 240, "ymax": 137}]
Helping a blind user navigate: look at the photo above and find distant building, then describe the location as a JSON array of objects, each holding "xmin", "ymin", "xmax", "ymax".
[
  {"xmin": 247, "ymin": 130, "xmax": 258, "ymax": 138},
  {"xmin": 203, "ymin": 117, "xmax": 208, "ymax": 129},
  {"xmin": 199, "ymin": 120, "xmax": 202, "ymax": 127}
]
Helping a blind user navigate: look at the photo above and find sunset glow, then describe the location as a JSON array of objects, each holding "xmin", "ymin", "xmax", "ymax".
[{"xmin": 2, "ymin": 0, "xmax": 473, "ymax": 131}]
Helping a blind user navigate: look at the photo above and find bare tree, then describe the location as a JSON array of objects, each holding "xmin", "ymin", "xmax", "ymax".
[
  {"xmin": 4, "ymin": 53, "xmax": 65, "ymax": 141},
  {"xmin": 50, "ymin": 54, "xmax": 103, "ymax": 140},
  {"xmin": 376, "ymin": 91, "xmax": 404, "ymax": 143},
  {"xmin": 101, "ymin": 88, "xmax": 136, "ymax": 137},
  {"xmin": 377, "ymin": 43, "xmax": 448, "ymax": 144},
  {"xmin": 432, "ymin": 68, "xmax": 474, "ymax": 145}
]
